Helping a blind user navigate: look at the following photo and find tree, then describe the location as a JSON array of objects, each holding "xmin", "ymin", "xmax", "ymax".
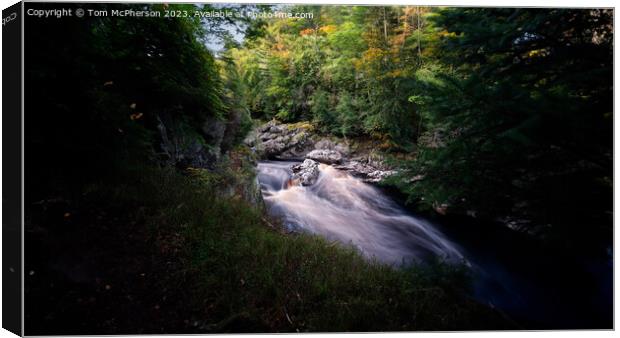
[{"xmin": 396, "ymin": 8, "xmax": 612, "ymax": 242}]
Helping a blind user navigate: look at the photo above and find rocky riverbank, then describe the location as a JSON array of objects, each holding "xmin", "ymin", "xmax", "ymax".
[{"xmin": 245, "ymin": 120, "xmax": 397, "ymax": 184}]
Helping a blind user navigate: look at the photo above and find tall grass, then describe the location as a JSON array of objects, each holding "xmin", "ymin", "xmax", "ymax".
[{"xmin": 83, "ymin": 160, "xmax": 509, "ymax": 332}]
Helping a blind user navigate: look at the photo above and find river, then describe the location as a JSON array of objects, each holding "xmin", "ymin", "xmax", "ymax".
[{"xmin": 257, "ymin": 160, "xmax": 612, "ymax": 330}]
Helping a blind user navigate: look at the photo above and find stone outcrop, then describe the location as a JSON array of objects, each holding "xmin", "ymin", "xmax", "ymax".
[
  {"xmin": 156, "ymin": 114, "xmax": 221, "ymax": 169},
  {"xmin": 291, "ymin": 159, "xmax": 320, "ymax": 186},
  {"xmin": 333, "ymin": 160, "xmax": 397, "ymax": 183},
  {"xmin": 305, "ymin": 149, "xmax": 343, "ymax": 164},
  {"xmin": 249, "ymin": 120, "xmax": 315, "ymax": 159},
  {"xmin": 249, "ymin": 120, "xmax": 397, "ymax": 184}
]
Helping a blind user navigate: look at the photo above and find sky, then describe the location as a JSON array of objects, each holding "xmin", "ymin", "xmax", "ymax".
[{"xmin": 203, "ymin": 3, "xmax": 249, "ymax": 54}]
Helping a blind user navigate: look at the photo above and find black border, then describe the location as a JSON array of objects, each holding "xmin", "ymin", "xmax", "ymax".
[{"xmin": 2, "ymin": 1, "xmax": 23, "ymax": 336}]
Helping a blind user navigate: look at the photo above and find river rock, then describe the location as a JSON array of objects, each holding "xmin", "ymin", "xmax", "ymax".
[
  {"xmin": 291, "ymin": 159, "xmax": 320, "ymax": 186},
  {"xmin": 306, "ymin": 149, "xmax": 342, "ymax": 164},
  {"xmin": 313, "ymin": 139, "xmax": 350, "ymax": 155},
  {"xmin": 252, "ymin": 120, "xmax": 316, "ymax": 160},
  {"xmin": 366, "ymin": 170, "xmax": 398, "ymax": 183},
  {"xmin": 251, "ymin": 121, "xmax": 398, "ymax": 184},
  {"xmin": 314, "ymin": 139, "xmax": 334, "ymax": 150},
  {"xmin": 333, "ymin": 160, "xmax": 396, "ymax": 183},
  {"xmin": 258, "ymin": 120, "xmax": 277, "ymax": 133},
  {"xmin": 262, "ymin": 138, "xmax": 288, "ymax": 157},
  {"xmin": 334, "ymin": 143, "xmax": 350, "ymax": 155}
]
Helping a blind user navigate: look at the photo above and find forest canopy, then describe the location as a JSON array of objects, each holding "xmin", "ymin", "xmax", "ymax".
[
  {"xmin": 25, "ymin": 3, "xmax": 613, "ymax": 245},
  {"xmin": 224, "ymin": 6, "xmax": 612, "ymax": 243},
  {"xmin": 23, "ymin": 3, "xmax": 613, "ymax": 334}
]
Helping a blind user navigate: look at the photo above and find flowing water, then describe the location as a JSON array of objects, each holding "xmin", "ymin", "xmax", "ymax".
[
  {"xmin": 257, "ymin": 160, "xmax": 612, "ymax": 329},
  {"xmin": 258, "ymin": 160, "xmax": 463, "ymax": 265}
]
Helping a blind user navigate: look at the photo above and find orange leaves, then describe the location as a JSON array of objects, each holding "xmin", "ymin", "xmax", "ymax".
[
  {"xmin": 272, "ymin": 42, "xmax": 291, "ymax": 59},
  {"xmin": 299, "ymin": 28, "xmax": 314, "ymax": 36}
]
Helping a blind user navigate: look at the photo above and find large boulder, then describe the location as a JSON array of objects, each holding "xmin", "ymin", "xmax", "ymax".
[
  {"xmin": 291, "ymin": 159, "xmax": 320, "ymax": 186},
  {"xmin": 262, "ymin": 138, "xmax": 288, "ymax": 157},
  {"xmin": 251, "ymin": 120, "xmax": 316, "ymax": 160},
  {"xmin": 258, "ymin": 120, "xmax": 278, "ymax": 133},
  {"xmin": 306, "ymin": 149, "xmax": 343, "ymax": 164},
  {"xmin": 314, "ymin": 138, "xmax": 334, "ymax": 150},
  {"xmin": 334, "ymin": 143, "xmax": 350, "ymax": 156}
]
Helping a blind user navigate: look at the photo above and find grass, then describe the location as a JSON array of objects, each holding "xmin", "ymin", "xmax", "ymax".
[
  {"xmin": 25, "ymin": 152, "xmax": 511, "ymax": 334},
  {"xmin": 116, "ymin": 161, "xmax": 509, "ymax": 332}
]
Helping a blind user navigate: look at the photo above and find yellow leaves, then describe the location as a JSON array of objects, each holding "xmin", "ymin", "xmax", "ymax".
[
  {"xmin": 438, "ymin": 30, "xmax": 457, "ymax": 38},
  {"xmin": 524, "ymin": 48, "xmax": 550, "ymax": 59},
  {"xmin": 362, "ymin": 48, "xmax": 386, "ymax": 62},
  {"xmin": 319, "ymin": 25, "xmax": 337, "ymax": 34},
  {"xmin": 130, "ymin": 112, "xmax": 143, "ymax": 120},
  {"xmin": 352, "ymin": 58, "xmax": 363, "ymax": 71},
  {"xmin": 386, "ymin": 69, "xmax": 404, "ymax": 78},
  {"xmin": 274, "ymin": 50, "xmax": 290, "ymax": 59},
  {"xmin": 357, "ymin": 48, "xmax": 390, "ymax": 75}
]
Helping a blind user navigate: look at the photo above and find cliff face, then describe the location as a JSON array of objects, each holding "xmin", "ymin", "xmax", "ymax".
[{"xmin": 155, "ymin": 107, "xmax": 250, "ymax": 171}]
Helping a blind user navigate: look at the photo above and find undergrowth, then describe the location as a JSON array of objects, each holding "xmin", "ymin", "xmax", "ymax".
[{"xmin": 100, "ymin": 164, "xmax": 510, "ymax": 332}]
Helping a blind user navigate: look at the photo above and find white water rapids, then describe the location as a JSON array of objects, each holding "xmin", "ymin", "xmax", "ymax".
[
  {"xmin": 257, "ymin": 160, "xmax": 613, "ymax": 328},
  {"xmin": 257, "ymin": 160, "xmax": 464, "ymax": 265}
]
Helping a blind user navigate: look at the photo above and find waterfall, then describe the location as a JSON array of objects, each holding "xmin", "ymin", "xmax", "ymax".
[{"xmin": 257, "ymin": 160, "xmax": 464, "ymax": 265}]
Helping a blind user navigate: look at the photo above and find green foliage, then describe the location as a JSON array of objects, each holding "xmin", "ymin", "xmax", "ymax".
[
  {"xmin": 101, "ymin": 164, "xmax": 507, "ymax": 332},
  {"xmin": 219, "ymin": 49, "xmax": 254, "ymax": 149},
  {"xmin": 24, "ymin": 4, "xmax": 613, "ymax": 331},
  {"xmin": 334, "ymin": 91, "xmax": 361, "ymax": 138},
  {"xmin": 228, "ymin": 6, "xmax": 611, "ymax": 241},
  {"xmin": 310, "ymin": 89, "xmax": 335, "ymax": 132},
  {"xmin": 231, "ymin": 5, "xmax": 427, "ymax": 145},
  {"xmin": 394, "ymin": 8, "xmax": 612, "ymax": 241},
  {"xmin": 26, "ymin": 3, "xmax": 231, "ymax": 190}
]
